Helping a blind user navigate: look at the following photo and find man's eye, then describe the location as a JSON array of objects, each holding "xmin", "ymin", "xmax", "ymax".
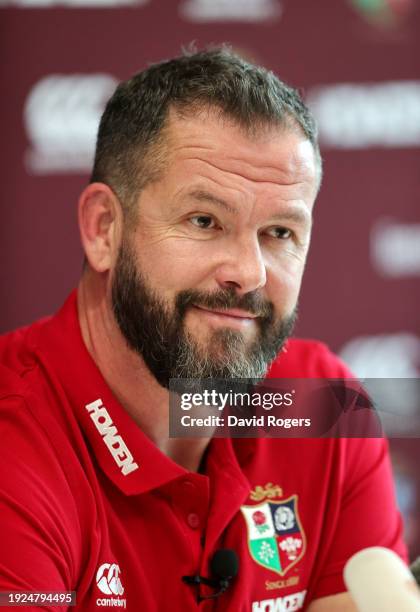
[
  {"xmin": 190, "ymin": 215, "xmax": 216, "ymax": 229},
  {"xmin": 266, "ymin": 227, "xmax": 293, "ymax": 239}
]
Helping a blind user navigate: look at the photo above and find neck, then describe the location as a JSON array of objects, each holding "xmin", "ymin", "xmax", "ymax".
[{"xmin": 77, "ymin": 270, "xmax": 212, "ymax": 473}]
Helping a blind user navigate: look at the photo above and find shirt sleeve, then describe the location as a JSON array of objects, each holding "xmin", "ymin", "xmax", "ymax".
[
  {"xmin": 0, "ymin": 392, "xmax": 82, "ymax": 611},
  {"xmin": 309, "ymin": 436, "xmax": 408, "ymax": 601}
]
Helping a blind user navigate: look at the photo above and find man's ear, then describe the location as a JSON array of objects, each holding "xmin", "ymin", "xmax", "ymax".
[{"xmin": 78, "ymin": 183, "xmax": 123, "ymax": 273}]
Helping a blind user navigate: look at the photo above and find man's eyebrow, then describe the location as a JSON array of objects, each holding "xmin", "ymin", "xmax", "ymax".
[
  {"xmin": 185, "ymin": 189, "xmax": 238, "ymax": 215},
  {"xmin": 185, "ymin": 189, "xmax": 312, "ymax": 227},
  {"xmin": 270, "ymin": 208, "xmax": 312, "ymax": 228}
]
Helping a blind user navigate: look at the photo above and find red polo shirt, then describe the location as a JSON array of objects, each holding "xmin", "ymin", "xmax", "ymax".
[{"xmin": 0, "ymin": 292, "xmax": 406, "ymax": 611}]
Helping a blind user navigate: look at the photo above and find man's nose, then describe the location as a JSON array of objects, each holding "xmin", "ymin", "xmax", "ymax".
[{"xmin": 215, "ymin": 236, "xmax": 267, "ymax": 295}]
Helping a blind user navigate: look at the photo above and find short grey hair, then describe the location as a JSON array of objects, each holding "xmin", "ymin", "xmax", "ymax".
[{"xmin": 91, "ymin": 45, "xmax": 321, "ymax": 215}]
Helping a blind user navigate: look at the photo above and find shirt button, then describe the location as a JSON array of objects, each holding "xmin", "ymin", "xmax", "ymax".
[{"xmin": 187, "ymin": 512, "xmax": 200, "ymax": 529}]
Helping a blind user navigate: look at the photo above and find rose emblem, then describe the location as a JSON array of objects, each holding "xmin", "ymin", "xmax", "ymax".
[
  {"xmin": 252, "ymin": 511, "xmax": 266, "ymax": 526},
  {"xmin": 252, "ymin": 510, "xmax": 270, "ymax": 534}
]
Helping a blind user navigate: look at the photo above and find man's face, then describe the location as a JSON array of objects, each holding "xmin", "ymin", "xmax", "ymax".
[{"xmin": 111, "ymin": 112, "xmax": 318, "ymax": 388}]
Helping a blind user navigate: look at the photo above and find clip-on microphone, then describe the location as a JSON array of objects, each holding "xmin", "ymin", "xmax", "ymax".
[{"xmin": 183, "ymin": 549, "xmax": 239, "ymax": 600}]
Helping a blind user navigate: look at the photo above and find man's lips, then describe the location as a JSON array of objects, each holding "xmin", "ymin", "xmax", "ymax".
[{"xmin": 192, "ymin": 305, "xmax": 258, "ymax": 320}]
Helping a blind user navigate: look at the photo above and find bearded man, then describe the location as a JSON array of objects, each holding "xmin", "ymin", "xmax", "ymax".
[{"xmin": 0, "ymin": 48, "xmax": 406, "ymax": 611}]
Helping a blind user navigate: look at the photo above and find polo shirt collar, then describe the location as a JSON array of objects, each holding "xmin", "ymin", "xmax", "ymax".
[{"xmin": 34, "ymin": 291, "xmax": 254, "ymax": 499}]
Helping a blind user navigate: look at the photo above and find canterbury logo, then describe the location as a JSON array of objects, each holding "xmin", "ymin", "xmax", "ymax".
[
  {"xmin": 96, "ymin": 563, "xmax": 124, "ymax": 596},
  {"xmin": 86, "ymin": 399, "xmax": 139, "ymax": 476},
  {"xmin": 24, "ymin": 74, "xmax": 117, "ymax": 173}
]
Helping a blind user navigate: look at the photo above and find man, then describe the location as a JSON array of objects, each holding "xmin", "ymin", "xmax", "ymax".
[{"xmin": 0, "ymin": 48, "xmax": 406, "ymax": 611}]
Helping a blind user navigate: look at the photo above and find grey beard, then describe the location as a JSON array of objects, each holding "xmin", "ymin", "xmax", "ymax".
[{"xmin": 163, "ymin": 323, "xmax": 294, "ymax": 384}]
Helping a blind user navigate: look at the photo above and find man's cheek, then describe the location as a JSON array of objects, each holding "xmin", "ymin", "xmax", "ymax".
[
  {"xmin": 141, "ymin": 254, "xmax": 208, "ymax": 293},
  {"xmin": 269, "ymin": 275, "xmax": 300, "ymax": 310}
]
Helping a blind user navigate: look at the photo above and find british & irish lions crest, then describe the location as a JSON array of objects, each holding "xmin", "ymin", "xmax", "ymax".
[{"xmin": 241, "ymin": 484, "xmax": 306, "ymax": 576}]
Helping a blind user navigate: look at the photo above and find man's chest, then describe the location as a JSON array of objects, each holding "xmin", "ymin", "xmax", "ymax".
[{"xmin": 75, "ymin": 473, "xmax": 334, "ymax": 612}]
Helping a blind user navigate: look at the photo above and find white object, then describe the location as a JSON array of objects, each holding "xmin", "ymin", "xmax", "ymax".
[{"xmin": 344, "ymin": 547, "xmax": 420, "ymax": 611}]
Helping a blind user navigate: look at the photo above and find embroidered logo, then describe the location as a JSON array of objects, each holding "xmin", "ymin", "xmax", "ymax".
[
  {"xmin": 96, "ymin": 563, "xmax": 124, "ymax": 596},
  {"xmin": 86, "ymin": 399, "xmax": 139, "ymax": 476},
  {"xmin": 250, "ymin": 482, "xmax": 283, "ymax": 502},
  {"xmin": 95, "ymin": 563, "xmax": 127, "ymax": 608},
  {"xmin": 241, "ymin": 495, "xmax": 306, "ymax": 576}
]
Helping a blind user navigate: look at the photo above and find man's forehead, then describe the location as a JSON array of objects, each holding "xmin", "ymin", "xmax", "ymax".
[{"xmin": 164, "ymin": 108, "xmax": 318, "ymax": 187}]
